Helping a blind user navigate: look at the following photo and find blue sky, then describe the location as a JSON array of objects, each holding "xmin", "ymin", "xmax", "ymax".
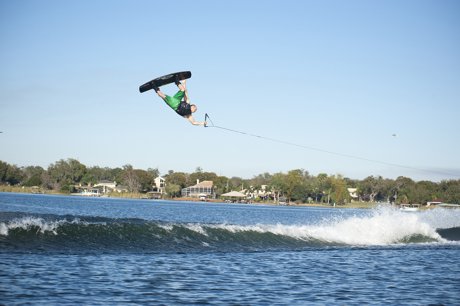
[{"xmin": 1, "ymin": 0, "xmax": 459, "ymax": 181}]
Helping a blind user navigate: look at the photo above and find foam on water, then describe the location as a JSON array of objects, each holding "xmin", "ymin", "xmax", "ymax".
[
  {"xmin": 176, "ymin": 207, "xmax": 460, "ymax": 245},
  {"xmin": 0, "ymin": 216, "xmax": 80, "ymax": 236},
  {"xmin": 305, "ymin": 208, "xmax": 439, "ymax": 245},
  {"xmin": 1, "ymin": 207, "xmax": 459, "ymax": 252}
]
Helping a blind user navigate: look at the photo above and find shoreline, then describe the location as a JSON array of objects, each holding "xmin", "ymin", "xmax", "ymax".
[{"xmin": 0, "ymin": 187, "xmax": 379, "ymax": 209}]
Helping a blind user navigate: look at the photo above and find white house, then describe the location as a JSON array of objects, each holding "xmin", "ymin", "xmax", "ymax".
[
  {"xmin": 347, "ymin": 188, "xmax": 359, "ymax": 201},
  {"xmin": 94, "ymin": 181, "xmax": 117, "ymax": 194},
  {"xmin": 153, "ymin": 177, "xmax": 166, "ymax": 194}
]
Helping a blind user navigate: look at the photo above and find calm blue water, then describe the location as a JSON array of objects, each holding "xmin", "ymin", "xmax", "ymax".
[{"xmin": 1, "ymin": 192, "xmax": 459, "ymax": 305}]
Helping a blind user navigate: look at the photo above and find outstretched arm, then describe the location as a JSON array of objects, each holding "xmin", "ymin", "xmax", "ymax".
[{"xmin": 186, "ymin": 115, "xmax": 206, "ymax": 126}]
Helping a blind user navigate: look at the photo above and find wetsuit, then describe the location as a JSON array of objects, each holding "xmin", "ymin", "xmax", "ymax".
[{"xmin": 163, "ymin": 90, "xmax": 192, "ymax": 116}]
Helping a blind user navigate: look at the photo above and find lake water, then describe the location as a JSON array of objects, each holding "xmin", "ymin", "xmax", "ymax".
[{"xmin": 1, "ymin": 192, "xmax": 459, "ymax": 305}]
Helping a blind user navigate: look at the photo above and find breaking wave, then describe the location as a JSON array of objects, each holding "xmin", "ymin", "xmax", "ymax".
[{"xmin": 1, "ymin": 208, "xmax": 459, "ymax": 253}]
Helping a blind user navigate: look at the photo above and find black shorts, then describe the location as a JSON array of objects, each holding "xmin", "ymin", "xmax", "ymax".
[{"xmin": 176, "ymin": 101, "xmax": 192, "ymax": 116}]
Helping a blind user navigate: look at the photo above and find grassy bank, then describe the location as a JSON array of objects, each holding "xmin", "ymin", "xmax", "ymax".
[{"xmin": 0, "ymin": 185, "xmax": 60, "ymax": 195}]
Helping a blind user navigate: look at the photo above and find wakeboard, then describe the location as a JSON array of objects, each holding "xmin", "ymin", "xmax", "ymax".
[{"xmin": 139, "ymin": 71, "xmax": 192, "ymax": 93}]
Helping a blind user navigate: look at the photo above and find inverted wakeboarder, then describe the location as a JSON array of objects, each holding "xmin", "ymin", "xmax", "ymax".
[{"xmin": 154, "ymin": 79, "xmax": 206, "ymax": 126}]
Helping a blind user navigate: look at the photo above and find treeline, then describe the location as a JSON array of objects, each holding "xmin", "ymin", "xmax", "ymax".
[
  {"xmin": 1, "ymin": 159, "xmax": 459, "ymax": 205},
  {"xmin": 0, "ymin": 159, "xmax": 159, "ymax": 194}
]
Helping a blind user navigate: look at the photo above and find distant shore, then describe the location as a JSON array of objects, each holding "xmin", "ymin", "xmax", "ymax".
[{"xmin": 0, "ymin": 186, "xmax": 380, "ymax": 209}]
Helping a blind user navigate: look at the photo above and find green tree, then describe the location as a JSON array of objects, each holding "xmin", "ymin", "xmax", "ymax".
[
  {"xmin": 189, "ymin": 171, "xmax": 218, "ymax": 186},
  {"xmin": 47, "ymin": 158, "xmax": 87, "ymax": 192},
  {"xmin": 440, "ymin": 180, "xmax": 460, "ymax": 203},
  {"xmin": 270, "ymin": 172, "xmax": 285, "ymax": 202},
  {"xmin": 411, "ymin": 180, "xmax": 438, "ymax": 204},
  {"xmin": 394, "ymin": 176, "xmax": 415, "ymax": 204},
  {"xmin": 165, "ymin": 183, "xmax": 181, "ymax": 198},
  {"xmin": 284, "ymin": 169, "xmax": 307, "ymax": 202},
  {"xmin": 330, "ymin": 175, "xmax": 350, "ymax": 205},
  {"xmin": 111, "ymin": 167, "xmax": 124, "ymax": 184},
  {"xmin": 358, "ymin": 176, "xmax": 389, "ymax": 202},
  {"xmin": 0, "ymin": 161, "xmax": 8, "ymax": 183},
  {"xmin": 213, "ymin": 175, "xmax": 230, "ymax": 196},
  {"xmin": 0, "ymin": 161, "xmax": 24, "ymax": 185},
  {"xmin": 164, "ymin": 170, "xmax": 186, "ymax": 197},
  {"xmin": 268, "ymin": 169, "xmax": 307, "ymax": 203},
  {"xmin": 164, "ymin": 171, "xmax": 188, "ymax": 190},
  {"xmin": 81, "ymin": 166, "xmax": 117, "ymax": 185},
  {"xmin": 121, "ymin": 165, "xmax": 140, "ymax": 193},
  {"xmin": 135, "ymin": 169, "xmax": 155, "ymax": 192},
  {"xmin": 22, "ymin": 166, "xmax": 45, "ymax": 187},
  {"xmin": 249, "ymin": 172, "xmax": 273, "ymax": 190},
  {"xmin": 147, "ymin": 168, "xmax": 160, "ymax": 179},
  {"xmin": 228, "ymin": 176, "xmax": 245, "ymax": 191},
  {"xmin": 315, "ymin": 173, "xmax": 332, "ymax": 204}
]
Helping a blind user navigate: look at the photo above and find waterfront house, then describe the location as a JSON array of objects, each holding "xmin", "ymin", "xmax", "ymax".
[
  {"xmin": 181, "ymin": 180, "xmax": 215, "ymax": 199},
  {"xmin": 73, "ymin": 184, "xmax": 101, "ymax": 197},
  {"xmin": 114, "ymin": 185, "xmax": 129, "ymax": 193},
  {"xmin": 94, "ymin": 181, "xmax": 117, "ymax": 194},
  {"xmin": 147, "ymin": 177, "xmax": 166, "ymax": 199},
  {"xmin": 426, "ymin": 200, "xmax": 443, "ymax": 207},
  {"xmin": 153, "ymin": 177, "xmax": 166, "ymax": 194},
  {"xmin": 241, "ymin": 185, "xmax": 271, "ymax": 201},
  {"xmin": 347, "ymin": 188, "xmax": 359, "ymax": 202}
]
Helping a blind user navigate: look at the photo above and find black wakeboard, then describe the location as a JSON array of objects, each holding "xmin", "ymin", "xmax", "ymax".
[{"xmin": 139, "ymin": 71, "xmax": 192, "ymax": 93}]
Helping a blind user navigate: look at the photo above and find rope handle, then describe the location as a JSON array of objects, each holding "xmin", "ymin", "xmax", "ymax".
[{"xmin": 204, "ymin": 113, "xmax": 214, "ymax": 128}]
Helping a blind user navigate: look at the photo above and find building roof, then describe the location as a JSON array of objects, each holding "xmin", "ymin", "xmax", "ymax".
[
  {"xmin": 95, "ymin": 180, "xmax": 116, "ymax": 186},
  {"xmin": 189, "ymin": 180, "xmax": 213, "ymax": 188},
  {"xmin": 221, "ymin": 191, "xmax": 246, "ymax": 197}
]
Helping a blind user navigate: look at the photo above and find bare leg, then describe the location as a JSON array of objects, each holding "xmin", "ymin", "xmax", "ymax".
[
  {"xmin": 155, "ymin": 88, "xmax": 166, "ymax": 99},
  {"xmin": 175, "ymin": 79, "xmax": 186, "ymax": 92}
]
